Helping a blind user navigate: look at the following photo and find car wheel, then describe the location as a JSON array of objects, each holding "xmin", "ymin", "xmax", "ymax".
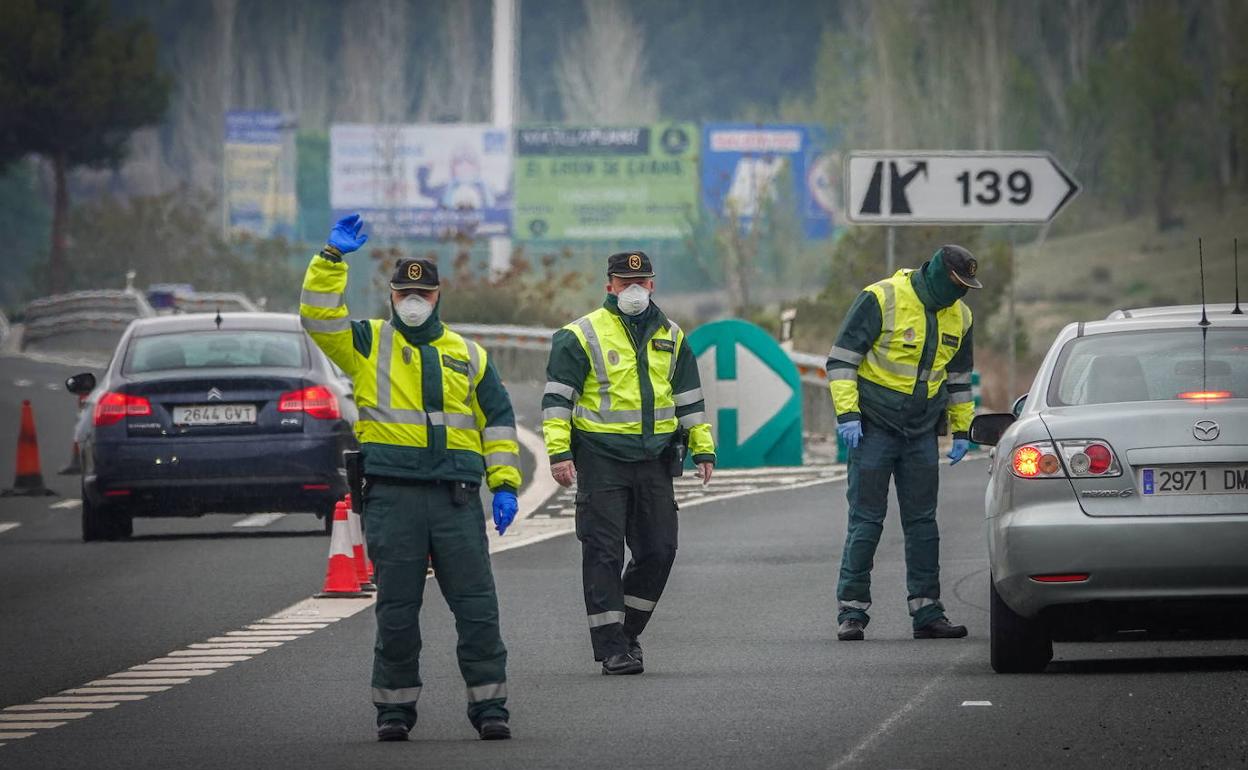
[
  {"xmin": 990, "ymin": 579, "xmax": 1053, "ymax": 673},
  {"xmin": 81, "ymin": 484, "xmax": 133, "ymax": 542}
]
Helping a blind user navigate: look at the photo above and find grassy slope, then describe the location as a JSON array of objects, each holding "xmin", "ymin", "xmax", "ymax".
[{"xmin": 1012, "ymin": 197, "xmax": 1246, "ymax": 363}]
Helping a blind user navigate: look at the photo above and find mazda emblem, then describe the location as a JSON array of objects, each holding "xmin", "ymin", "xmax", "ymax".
[
  {"xmin": 207, "ymin": 387, "xmax": 223, "ymax": 401},
  {"xmin": 1193, "ymin": 420, "xmax": 1220, "ymax": 441}
]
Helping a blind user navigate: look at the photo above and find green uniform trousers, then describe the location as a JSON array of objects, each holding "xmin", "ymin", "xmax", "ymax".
[
  {"xmin": 574, "ymin": 450, "xmax": 679, "ymax": 661},
  {"xmin": 836, "ymin": 420, "xmax": 946, "ymax": 631},
  {"xmin": 364, "ymin": 477, "xmax": 508, "ymax": 728}
]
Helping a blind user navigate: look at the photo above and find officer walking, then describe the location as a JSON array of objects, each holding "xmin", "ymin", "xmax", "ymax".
[
  {"xmin": 300, "ymin": 214, "xmax": 521, "ymax": 741},
  {"xmin": 542, "ymin": 251, "xmax": 715, "ymax": 675},
  {"xmin": 826, "ymin": 245, "xmax": 979, "ymax": 642}
]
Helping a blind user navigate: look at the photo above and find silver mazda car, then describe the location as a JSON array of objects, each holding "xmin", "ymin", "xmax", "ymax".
[{"xmin": 970, "ymin": 304, "xmax": 1248, "ymax": 672}]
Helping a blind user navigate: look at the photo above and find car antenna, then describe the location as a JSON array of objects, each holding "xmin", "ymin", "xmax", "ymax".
[
  {"xmin": 215, "ymin": 306, "xmax": 223, "ymax": 330},
  {"xmin": 1233, "ymin": 237, "xmax": 1243, "ymax": 315},
  {"xmin": 1198, "ymin": 238, "xmax": 1210, "ymax": 328}
]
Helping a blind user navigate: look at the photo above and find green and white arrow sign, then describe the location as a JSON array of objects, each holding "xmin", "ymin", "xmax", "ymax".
[{"xmin": 687, "ymin": 319, "xmax": 803, "ymax": 468}]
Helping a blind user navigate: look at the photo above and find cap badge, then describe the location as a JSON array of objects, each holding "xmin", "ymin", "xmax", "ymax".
[
  {"xmin": 628, "ymin": 253, "xmax": 642, "ymax": 271},
  {"xmin": 407, "ymin": 262, "xmax": 423, "ymax": 281},
  {"xmin": 967, "ymin": 259, "xmax": 978, "ymax": 277}
]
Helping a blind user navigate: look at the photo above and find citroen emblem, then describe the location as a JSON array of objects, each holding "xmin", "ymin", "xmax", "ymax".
[
  {"xmin": 207, "ymin": 387, "xmax": 223, "ymax": 401},
  {"xmin": 1193, "ymin": 420, "xmax": 1220, "ymax": 441}
]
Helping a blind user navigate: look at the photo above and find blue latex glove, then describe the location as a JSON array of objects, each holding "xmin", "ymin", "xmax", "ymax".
[
  {"xmin": 948, "ymin": 438, "xmax": 970, "ymax": 465},
  {"xmin": 492, "ymin": 491, "xmax": 518, "ymax": 536},
  {"xmin": 327, "ymin": 214, "xmax": 368, "ymax": 254},
  {"xmin": 837, "ymin": 420, "xmax": 863, "ymax": 449}
]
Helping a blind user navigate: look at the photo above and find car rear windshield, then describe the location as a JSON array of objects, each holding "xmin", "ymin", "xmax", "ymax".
[
  {"xmin": 124, "ymin": 331, "xmax": 308, "ymax": 373},
  {"xmin": 1050, "ymin": 327, "xmax": 1248, "ymax": 405}
]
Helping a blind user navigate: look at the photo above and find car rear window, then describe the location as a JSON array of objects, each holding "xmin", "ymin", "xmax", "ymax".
[
  {"xmin": 124, "ymin": 331, "xmax": 308, "ymax": 373},
  {"xmin": 1049, "ymin": 327, "xmax": 1248, "ymax": 405}
]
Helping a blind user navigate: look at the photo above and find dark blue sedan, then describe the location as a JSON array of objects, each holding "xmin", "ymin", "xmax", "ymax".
[{"xmin": 67, "ymin": 313, "xmax": 357, "ymax": 541}]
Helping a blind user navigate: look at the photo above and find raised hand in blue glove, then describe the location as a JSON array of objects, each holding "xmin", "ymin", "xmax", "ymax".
[
  {"xmin": 492, "ymin": 490, "xmax": 518, "ymax": 536},
  {"xmin": 837, "ymin": 419, "xmax": 863, "ymax": 449},
  {"xmin": 327, "ymin": 214, "xmax": 368, "ymax": 254},
  {"xmin": 948, "ymin": 438, "xmax": 970, "ymax": 465}
]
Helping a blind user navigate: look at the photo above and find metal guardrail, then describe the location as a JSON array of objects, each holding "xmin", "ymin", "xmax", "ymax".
[{"xmin": 20, "ymin": 290, "xmax": 154, "ymax": 347}]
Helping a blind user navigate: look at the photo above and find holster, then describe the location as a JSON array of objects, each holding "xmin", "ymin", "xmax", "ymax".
[
  {"xmin": 450, "ymin": 481, "xmax": 478, "ymax": 507},
  {"xmin": 662, "ymin": 428, "xmax": 689, "ymax": 478},
  {"xmin": 343, "ymin": 450, "xmax": 364, "ymax": 513}
]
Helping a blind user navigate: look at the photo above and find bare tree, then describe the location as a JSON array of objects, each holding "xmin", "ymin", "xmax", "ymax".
[
  {"xmin": 418, "ymin": 0, "xmax": 489, "ymax": 122},
  {"xmin": 555, "ymin": 0, "xmax": 660, "ymax": 123}
]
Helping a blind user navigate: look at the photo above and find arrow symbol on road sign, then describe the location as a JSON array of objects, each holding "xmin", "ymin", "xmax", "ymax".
[
  {"xmin": 697, "ymin": 343, "xmax": 790, "ymax": 444},
  {"xmin": 846, "ymin": 151, "xmax": 1080, "ymax": 225}
]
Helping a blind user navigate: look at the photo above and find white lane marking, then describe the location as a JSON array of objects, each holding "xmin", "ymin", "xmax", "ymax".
[
  {"xmin": 39, "ymin": 696, "xmax": 149, "ymax": 703},
  {"xmin": 62, "ymin": 687, "xmax": 171, "ymax": 695},
  {"xmin": 227, "ymin": 629, "xmax": 314, "ymax": 636},
  {"xmin": 826, "ymin": 647, "xmax": 976, "ymax": 770},
  {"xmin": 131, "ymin": 663, "xmax": 234, "ymax": 671},
  {"xmin": 962, "ymin": 701, "xmax": 992, "ymax": 707},
  {"xmin": 13, "ymin": 379, "xmax": 32, "ymax": 387},
  {"xmin": 44, "ymin": 383, "xmax": 60, "ymax": 391},
  {"xmin": 1, "ymin": 713, "xmax": 87, "ymax": 721},
  {"xmin": 188, "ymin": 641, "xmax": 283, "ymax": 648},
  {"xmin": 0, "ymin": 523, "xmax": 20, "ymax": 535},
  {"xmin": 0, "ymin": 722, "xmax": 66, "ymax": 730},
  {"xmin": 233, "ymin": 513, "xmax": 286, "ymax": 528},
  {"xmin": 0, "ymin": 733, "xmax": 38, "ymax": 740},
  {"xmin": 150, "ymin": 657, "xmax": 249, "ymax": 664},
  {"xmin": 5, "ymin": 703, "xmax": 119, "ymax": 711},
  {"xmin": 244, "ymin": 625, "xmax": 325, "ymax": 631},
  {"xmin": 50, "ymin": 499, "xmax": 81, "ymax": 510},
  {"xmin": 108, "ymin": 670, "xmax": 217, "ymax": 678},
  {"xmin": 86, "ymin": 678, "xmax": 190, "ymax": 687},
  {"xmin": 208, "ymin": 635, "xmax": 299, "ymax": 642},
  {"xmin": 166, "ymin": 649, "xmax": 265, "ymax": 657}
]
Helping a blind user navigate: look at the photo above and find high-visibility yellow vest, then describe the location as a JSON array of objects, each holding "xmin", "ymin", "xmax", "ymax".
[
  {"xmin": 562, "ymin": 308, "xmax": 682, "ymax": 437},
  {"xmin": 858, "ymin": 269, "xmax": 972, "ymax": 397}
]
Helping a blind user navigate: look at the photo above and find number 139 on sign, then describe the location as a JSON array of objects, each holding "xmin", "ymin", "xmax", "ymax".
[{"xmin": 956, "ymin": 169, "xmax": 1032, "ymax": 206}]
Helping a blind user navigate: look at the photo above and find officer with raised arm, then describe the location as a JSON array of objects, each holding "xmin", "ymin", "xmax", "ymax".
[{"xmin": 300, "ymin": 214, "xmax": 521, "ymax": 742}]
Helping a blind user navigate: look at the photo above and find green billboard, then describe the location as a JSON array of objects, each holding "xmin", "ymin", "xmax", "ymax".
[{"xmin": 513, "ymin": 123, "xmax": 699, "ymax": 241}]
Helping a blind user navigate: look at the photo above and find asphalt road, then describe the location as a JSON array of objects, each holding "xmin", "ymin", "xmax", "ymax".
[{"xmin": 2, "ymin": 351, "xmax": 1247, "ymax": 769}]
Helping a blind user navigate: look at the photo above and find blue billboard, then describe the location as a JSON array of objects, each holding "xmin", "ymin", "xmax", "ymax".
[{"xmin": 701, "ymin": 124, "xmax": 839, "ymax": 240}]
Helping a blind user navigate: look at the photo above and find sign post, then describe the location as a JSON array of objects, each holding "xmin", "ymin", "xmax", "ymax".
[{"xmin": 687, "ymin": 320, "xmax": 803, "ymax": 468}]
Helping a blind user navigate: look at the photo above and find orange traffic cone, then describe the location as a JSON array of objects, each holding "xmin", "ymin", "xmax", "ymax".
[
  {"xmin": 345, "ymin": 495, "xmax": 376, "ymax": 585},
  {"xmin": 315, "ymin": 500, "xmax": 368, "ymax": 598},
  {"xmin": 344, "ymin": 496, "xmax": 375, "ymax": 591},
  {"xmin": 3, "ymin": 401, "xmax": 56, "ymax": 497},
  {"xmin": 59, "ymin": 395, "xmax": 86, "ymax": 475}
]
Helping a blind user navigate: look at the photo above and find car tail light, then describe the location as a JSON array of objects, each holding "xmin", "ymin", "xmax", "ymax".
[
  {"xmin": 278, "ymin": 385, "xmax": 341, "ymax": 420},
  {"xmin": 1010, "ymin": 442, "xmax": 1063, "ymax": 478},
  {"xmin": 94, "ymin": 392, "xmax": 152, "ymax": 426},
  {"xmin": 1056, "ymin": 439, "xmax": 1122, "ymax": 477},
  {"xmin": 1178, "ymin": 390, "xmax": 1232, "ymax": 400}
]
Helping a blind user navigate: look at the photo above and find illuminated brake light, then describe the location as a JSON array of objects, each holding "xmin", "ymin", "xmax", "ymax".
[
  {"xmin": 1011, "ymin": 443, "xmax": 1062, "ymax": 478},
  {"xmin": 278, "ymin": 385, "xmax": 341, "ymax": 420},
  {"xmin": 93, "ymin": 392, "xmax": 152, "ymax": 426},
  {"xmin": 1178, "ymin": 391, "xmax": 1232, "ymax": 400}
]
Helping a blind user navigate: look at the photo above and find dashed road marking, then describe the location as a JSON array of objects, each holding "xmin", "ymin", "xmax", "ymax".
[
  {"xmin": 961, "ymin": 701, "xmax": 993, "ymax": 707},
  {"xmin": 49, "ymin": 499, "xmax": 81, "ymax": 510},
  {"xmin": 0, "ymin": 523, "xmax": 20, "ymax": 535},
  {"xmin": 232, "ymin": 513, "xmax": 286, "ymax": 528},
  {"xmin": 12, "ymin": 379, "xmax": 32, "ymax": 387},
  {"xmin": 0, "ymin": 596, "xmax": 371, "ymax": 750}
]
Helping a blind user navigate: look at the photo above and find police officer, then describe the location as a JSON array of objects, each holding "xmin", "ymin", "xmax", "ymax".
[
  {"xmin": 300, "ymin": 214, "xmax": 521, "ymax": 741},
  {"xmin": 542, "ymin": 251, "xmax": 715, "ymax": 675},
  {"xmin": 826, "ymin": 245, "xmax": 979, "ymax": 642}
]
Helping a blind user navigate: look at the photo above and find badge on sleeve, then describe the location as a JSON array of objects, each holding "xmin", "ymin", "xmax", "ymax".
[{"xmin": 652, "ymin": 338, "xmax": 675, "ymax": 353}]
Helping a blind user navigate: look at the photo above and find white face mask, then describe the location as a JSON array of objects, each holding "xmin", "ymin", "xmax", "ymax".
[
  {"xmin": 616, "ymin": 284, "xmax": 651, "ymax": 316},
  {"xmin": 395, "ymin": 295, "xmax": 434, "ymax": 327}
]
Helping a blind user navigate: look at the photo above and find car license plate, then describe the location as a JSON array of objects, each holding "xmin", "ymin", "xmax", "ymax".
[
  {"xmin": 173, "ymin": 403, "xmax": 256, "ymax": 426},
  {"xmin": 1141, "ymin": 465, "xmax": 1248, "ymax": 496}
]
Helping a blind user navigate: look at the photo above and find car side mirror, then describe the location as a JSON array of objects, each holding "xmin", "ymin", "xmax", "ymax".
[
  {"xmin": 1011, "ymin": 394, "xmax": 1028, "ymax": 418},
  {"xmin": 970, "ymin": 413, "xmax": 1015, "ymax": 446},
  {"xmin": 65, "ymin": 372, "xmax": 96, "ymax": 396}
]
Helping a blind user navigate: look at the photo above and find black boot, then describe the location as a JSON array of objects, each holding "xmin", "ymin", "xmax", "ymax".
[
  {"xmin": 837, "ymin": 618, "xmax": 865, "ymax": 641},
  {"xmin": 478, "ymin": 718, "xmax": 511, "ymax": 740},
  {"xmin": 377, "ymin": 719, "xmax": 411, "ymax": 742},
  {"xmin": 601, "ymin": 652, "xmax": 644, "ymax": 675},
  {"xmin": 627, "ymin": 635, "xmax": 643, "ymax": 664},
  {"xmin": 914, "ymin": 617, "xmax": 968, "ymax": 639}
]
